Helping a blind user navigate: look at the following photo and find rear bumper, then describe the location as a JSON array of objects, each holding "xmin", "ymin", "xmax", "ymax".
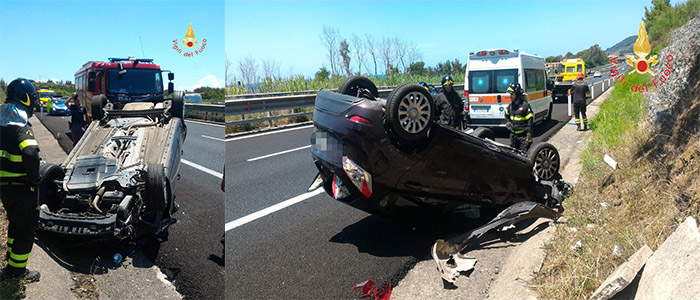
[{"xmin": 38, "ymin": 209, "xmax": 117, "ymax": 236}]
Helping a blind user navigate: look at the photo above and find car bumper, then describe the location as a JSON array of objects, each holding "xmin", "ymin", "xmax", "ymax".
[{"xmin": 38, "ymin": 209, "xmax": 117, "ymax": 236}]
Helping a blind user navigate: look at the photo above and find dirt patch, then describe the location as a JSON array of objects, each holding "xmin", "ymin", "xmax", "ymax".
[{"xmin": 70, "ymin": 272, "xmax": 100, "ymax": 299}]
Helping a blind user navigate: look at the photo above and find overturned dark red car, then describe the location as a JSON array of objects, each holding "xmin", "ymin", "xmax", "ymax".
[{"xmin": 309, "ymin": 76, "xmax": 568, "ymax": 225}]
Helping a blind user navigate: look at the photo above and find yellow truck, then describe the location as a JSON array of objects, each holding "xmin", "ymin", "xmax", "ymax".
[
  {"xmin": 37, "ymin": 88, "xmax": 56, "ymax": 111},
  {"xmin": 552, "ymin": 58, "xmax": 585, "ymax": 102}
]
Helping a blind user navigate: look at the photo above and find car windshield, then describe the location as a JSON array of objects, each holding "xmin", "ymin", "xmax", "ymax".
[
  {"xmin": 40, "ymin": 92, "xmax": 55, "ymax": 98},
  {"xmin": 566, "ymin": 66, "xmax": 575, "ymax": 73},
  {"xmin": 468, "ymin": 69, "xmax": 517, "ymax": 94},
  {"xmin": 107, "ymin": 69, "xmax": 163, "ymax": 94}
]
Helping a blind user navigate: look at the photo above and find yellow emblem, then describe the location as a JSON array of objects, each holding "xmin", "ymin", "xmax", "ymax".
[
  {"xmin": 20, "ymin": 93, "xmax": 31, "ymax": 106},
  {"xmin": 626, "ymin": 21, "xmax": 659, "ymax": 75},
  {"xmin": 181, "ymin": 23, "xmax": 199, "ymax": 49}
]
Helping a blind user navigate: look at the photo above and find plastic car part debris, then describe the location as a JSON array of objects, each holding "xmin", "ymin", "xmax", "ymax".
[
  {"xmin": 431, "ymin": 244, "xmax": 477, "ymax": 283},
  {"xmin": 432, "ymin": 201, "xmax": 560, "ymax": 283},
  {"xmin": 332, "ymin": 175, "xmax": 350, "ymax": 200},
  {"xmin": 353, "ymin": 279, "xmax": 392, "ymax": 300},
  {"xmin": 603, "ymin": 153, "xmax": 618, "ymax": 169}
]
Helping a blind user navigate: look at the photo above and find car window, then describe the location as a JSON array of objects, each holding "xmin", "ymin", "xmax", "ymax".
[
  {"xmin": 525, "ymin": 69, "xmax": 546, "ymax": 92},
  {"xmin": 577, "ymin": 64, "xmax": 583, "ymax": 73},
  {"xmin": 494, "ymin": 69, "xmax": 517, "ymax": 93},
  {"xmin": 566, "ymin": 66, "xmax": 575, "ymax": 73},
  {"xmin": 469, "ymin": 71, "xmax": 490, "ymax": 93}
]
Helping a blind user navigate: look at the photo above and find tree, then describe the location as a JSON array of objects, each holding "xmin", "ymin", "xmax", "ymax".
[
  {"xmin": 365, "ymin": 34, "xmax": 379, "ymax": 76},
  {"xmin": 320, "ymin": 26, "xmax": 341, "ymax": 75},
  {"xmin": 0, "ymin": 78, "xmax": 6, "ymax": 92},
  {"xmin": 408, "ymin": 61, "xmax": 425, "ymax": 75},
  {"xmin": 393, "ymin": 38, "xmax": 408, "ymax": 73},
  {"xmin": 339, "ymin": 39, "xmax": 352, "ymax": 76},
  {"xmin": 380, "ymin": 37, "xmax": 393, "ymax": 75},
  {"xmin": 351, "ymin": 33, "xmax": 366, "ymax": 75},
  {"xmin": 314, "ymin": 66, "xmax": 330, "ymax": 81},
  {"xmin": 237, "ymin": 56, "xmax": 258, "ymax": 92},
  {"xmin": 262, "ymin": 59, "xmax": 280, "ymax": 80},
  {"xmin": 225, "ymin": 56, "xmax": 232, "ymax": 88}
]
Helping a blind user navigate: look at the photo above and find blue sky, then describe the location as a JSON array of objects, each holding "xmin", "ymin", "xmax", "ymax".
[
  {"xmin": 227, "ymin": 0, "xmax": 687, "ymax": 79},
  {"xmin": 0, "ymin": 0, "xmax": 224, "ymax": 92}
]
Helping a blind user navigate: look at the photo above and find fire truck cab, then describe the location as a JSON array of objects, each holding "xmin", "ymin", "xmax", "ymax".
[{"xmin": 74, "ymin": 57, "xmax": 179, "ymax": 120}]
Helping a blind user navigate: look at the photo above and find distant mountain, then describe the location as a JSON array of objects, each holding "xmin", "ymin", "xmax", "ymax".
[{"xmin": 606, "ymin": 36, "xmax": 637, "ymax": 56}]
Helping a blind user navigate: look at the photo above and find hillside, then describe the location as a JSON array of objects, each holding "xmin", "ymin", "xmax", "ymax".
[{"xmin": 605, "ymin": 35, "xmax": 636, "ymax": 55}]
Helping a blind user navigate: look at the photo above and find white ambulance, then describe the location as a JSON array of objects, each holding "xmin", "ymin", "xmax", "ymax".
[{"xmin": 464, "ymin": 49, "xmax": 553, "ymax": 127}]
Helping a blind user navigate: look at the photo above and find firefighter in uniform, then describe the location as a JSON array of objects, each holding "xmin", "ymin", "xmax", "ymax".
[
  {"xmin": 504, "ymin": 82, "xmax": 534, "ymax": 152},
  {"xmin": 570, "ymin": 73, "xmax": 590, "ymax": 131},
  {"xmin": 435, "ymin": 75, "xmax": 465, "ymax": 129},
  {"xmin": 0, "ymin": 78, "xmax": 41, "ymax": 282}
]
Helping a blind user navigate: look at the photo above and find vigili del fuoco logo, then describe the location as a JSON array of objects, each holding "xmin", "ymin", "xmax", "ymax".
[
  {"xmin": 609, "ymin": 21, "xmax": 674, "ymax": 93},
  {"xmin": 172, "ymin": 23, "xmax": 207, "ymax": 57}
]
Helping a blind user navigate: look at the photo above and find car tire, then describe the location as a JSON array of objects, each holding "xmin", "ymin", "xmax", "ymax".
[
  {"xmin": 338, "ymin": 76, "xmax": 379, "ymax": 100},
  {"xmin": 527, "ymin": 142, "xmax": 560, "ymax": 181},
  {"xmin": 546, "ymin": 103, "xmax": 553, "ymax": 121},
  {"xmin": 91, "ymin": 95, "xmax": 107, "ymax": 121},
  {"xmin": 172, "ymin": 91, "xmax": 185, "ymax": 119},
  {"xmin": 39, "ymin": 163, "xmax": 65, "ymax": 211},
  {"xmin": 145, "ymin": 164, "xmax": 168, "ymax": 212},
  {"xmin": 471, "ymin": 127, "xmax": 495, "ymax": 140},
  {"xmin": 386, "ymin": 83, "xmax": 435, "ymax": 142}
]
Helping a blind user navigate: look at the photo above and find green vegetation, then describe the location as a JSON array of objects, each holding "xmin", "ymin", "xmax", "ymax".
[
  {"xmin": 192, "ymin": 86, "xmax": 225, "ymax": 103},
  {"xmin": 31, "ymin": 80, "xmax": 75, "ymax": 98},
  {"xmin": 545, "ymin": 44, "xmax": 609, "ymax": 68},
  {"xmin": 645, "ymin": 0, "xmax": 700, "ymax": 54},
  {"xmin": 605, "ymin": 35, "xmax": 637, "ymax": 56}
]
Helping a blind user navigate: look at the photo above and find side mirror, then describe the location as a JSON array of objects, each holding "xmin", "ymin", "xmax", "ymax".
[
  {"xmin": 168, "ymin": 82, "xmax": 174, "ymax": 95},
  {"xmin": 546, "ymin": 79, "xmax": 554, "ymax": 91},
  {"xmin": 168, "ymin": 73, "xmax": 174, "ymax": 81}
]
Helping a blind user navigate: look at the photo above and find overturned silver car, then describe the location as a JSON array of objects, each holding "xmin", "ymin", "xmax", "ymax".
[{"xmin": 38, "ymin": 93, "xmax": 186, "ymax": 240}]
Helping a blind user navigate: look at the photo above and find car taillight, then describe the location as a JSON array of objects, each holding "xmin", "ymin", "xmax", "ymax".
[
  {"xmin": 464, "ymin": 90, "xmax": 469, "ymax": 98},
  {"xmin": 498, "ymin": 50, "xmax": 509, "ymax": 55},
  {"xmin": 477, "ymin": 51, "xmax": 487, "ymax": 56},
  {"xmin": 332, "ymin": 175, "xmax": 350, "ymax": 200},
  {"xmin": 342, "ymin": 156, "xmax": 372, "ymax": 198},
  {"xmin": 348, "ymin": 115, "xmax": 373, "ymax": 126}
]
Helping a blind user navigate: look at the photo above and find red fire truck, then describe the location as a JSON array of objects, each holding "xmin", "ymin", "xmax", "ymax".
[{"xmin": 74, "ymin": 57, "xmax": 179, "ymax": 120}]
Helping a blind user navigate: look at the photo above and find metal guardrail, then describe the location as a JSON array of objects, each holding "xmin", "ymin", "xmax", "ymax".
[
  {"xmin": 225, "ymin": 84, "xmax": 466, "ymax": 127},
  {"xmin": 185, "ymin": 103, "xmax": 225, "ymax": 123}
]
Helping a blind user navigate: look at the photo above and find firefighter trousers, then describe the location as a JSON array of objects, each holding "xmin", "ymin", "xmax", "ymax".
[
  {"xmin": 0, "ymin": 184, "xmax": 39, "ymax": 273},
  {"xmin": 573, "ymin": 103, "xmax": 588, "ymax": 127},
  {"xmin": 510, "ymin": 132, "xmax": 531, "ymax": 152}
]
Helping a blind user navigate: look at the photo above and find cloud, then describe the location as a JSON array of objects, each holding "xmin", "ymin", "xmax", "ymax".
[{"xmin": 180, "ymin": 74, "xmax": 225, "ymax": 91}]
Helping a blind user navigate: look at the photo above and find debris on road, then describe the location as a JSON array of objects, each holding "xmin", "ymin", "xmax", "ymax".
[
  {"xmin": 603, "ymin": 153, "xmax": 618, "ymax": 169},
  {"xmin": 353, "ymin": 279, "xmax": 392, "ymax": 300},
  {"xmin": 431, "ymin": 201, "xmax": 560, "ymax": 284},
  {"xmin": 571, "ymin": 240, "xmax": 583, "ymax": 251}
]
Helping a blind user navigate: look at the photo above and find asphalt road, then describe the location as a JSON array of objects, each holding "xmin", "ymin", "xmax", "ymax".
[
  {"xmin": 38, "ymin": 115, "xmax": 225, "ymax": 299},
  {"xmin": 225, "ymin": 75, "xmax": 612, "ymax": 299}
]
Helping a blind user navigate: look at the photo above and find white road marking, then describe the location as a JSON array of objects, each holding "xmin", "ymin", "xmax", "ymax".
[
  {"xmin": 186, "ymin": 120, "xmax": 225, "ymax": 128},
  {"xmin": 181, "ymin": 159, "xmax": 223, "ymax": 179},
  {"xmin": 225, "ymin": 188, "xmax": 324, "ymax": 232},
  {"xmin": 226, "ymin": 124, "xmax": 314, "ymax": 142},
  {"xmin": 202, "ymin": 135, "xmax": 225, "ymax": 142},
  {"xmin": 247, "ymin": 145, "xmax": 311, "ymax": 162}
]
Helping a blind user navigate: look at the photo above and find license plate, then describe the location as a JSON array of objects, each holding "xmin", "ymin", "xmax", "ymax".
[
  {"xmin": 311, "ymin": 130, "xmax": 342, "ymax": 164},
  {"xmin": 471, "ymin": 107, "xmax": 489, "ymax": 113}
]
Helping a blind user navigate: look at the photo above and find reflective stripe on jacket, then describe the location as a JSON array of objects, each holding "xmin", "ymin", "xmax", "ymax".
[
  {"xmin": 504, "ymin": 98, "xmax": 534, "ymax": 135},
  {"xmin": 0, "ymin": 124, "xmax": 40, "ymax": 183}
]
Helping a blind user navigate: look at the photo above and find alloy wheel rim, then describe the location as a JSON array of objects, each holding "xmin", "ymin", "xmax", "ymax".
[{"xmin": 397, "ymin": 92, "xmax": 431, "ymax": 133}]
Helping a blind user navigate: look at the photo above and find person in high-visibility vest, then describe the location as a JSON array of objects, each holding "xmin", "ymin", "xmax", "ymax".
[
  {"xmin": 504, "ymin": 82, "xmax": 534, "ymax": 152},
  {"xmin": 0, "ymin": 78, "xmax": 41, "ymax": 282}
]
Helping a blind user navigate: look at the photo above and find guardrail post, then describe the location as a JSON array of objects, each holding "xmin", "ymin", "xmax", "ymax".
[
  {"xmin": 267, "ymin": 111, "xmax": 273, "ymax": 127},
  {"xmin": 568, "ymin": 94, "xmax": 572, "ymax": 117}
]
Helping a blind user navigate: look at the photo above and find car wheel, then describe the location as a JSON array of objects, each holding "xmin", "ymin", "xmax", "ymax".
[
  {"xmin": 471, "ymin": 127, "xmax": 495, "ymax": 140},
  {"xmin": 145, "ymin": 164, "xmax": 168, "ymax": 212},
  {"xmin": 91, "ymin": 95, "xmax": 107, "ymax": 121},
  {"xmin": 546, "ymin": 103, "xmax": 553, "ymax": 121},
  {"xmin": 338, "ymin": 76, "xmax": 379, "ymax": 100},
  {"xmin": 386, "ymin": 83, "xmax": 435, "ymax": 142},
  {"xmin": 39, "ymin": 163, "xmax": 65, "ymax": 211},
  {"xmin": 171, "ymin": 91, "xmax": 185, "ymax": 119},
  {"xmin": 528, "ymin": 142, "xmax": 560, "ymax": 181}
]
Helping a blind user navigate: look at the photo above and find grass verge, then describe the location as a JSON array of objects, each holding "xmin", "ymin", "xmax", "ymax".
[
  {"xmin": 0, "ymin": 205, "xmax": 28, "ymax": 299},
  {"xmin": 535, "ymin": 72, "xmax": 700, "ymax": 299}
]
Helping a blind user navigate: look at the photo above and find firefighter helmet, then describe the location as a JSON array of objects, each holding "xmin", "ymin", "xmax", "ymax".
[
  {"xmin": 441, "ymin": 75, "xmax": 454, "ymax": 87},
  {"xmin": 507, "ymin": 82, "xmax": 523, "ymax": 96},
  {"xmin": 5, "ymin": 78, "xmax": 37, "ymax": 116}
]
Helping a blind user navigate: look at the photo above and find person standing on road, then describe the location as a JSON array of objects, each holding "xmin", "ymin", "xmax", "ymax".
[
  {"xmin": 66, "ymin": 92, "xmax": 88, "ymax": 145},
  {"xmin": 435, "ymin": 75, "xmax": 465, "ymax": 130},
  {"xmin": 504, "ymin": 82, "xmax": 534, "ymax": 152},
  {"xmin": 0, "ymin": 78, "xmax": 41, "ymax": 282},
  {"xmin": 570, "ymin": 73, "xmax": 590, "ymax": 131}
]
